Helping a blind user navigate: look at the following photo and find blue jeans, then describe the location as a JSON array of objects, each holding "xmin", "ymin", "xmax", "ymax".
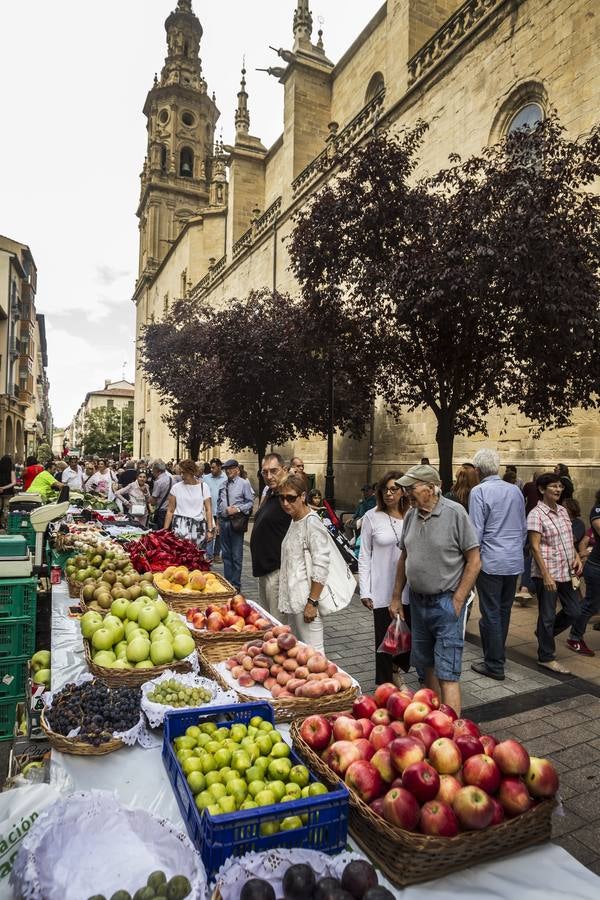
[
  {"xmin": 205, "ymin": 532, "xmax": 221, "ymax": 561},
  {"xmin": 570, "ymin": 562, "xmax": 600, "ymax": 641},
  {"xmin": 409, "ymin": 590, "xmax": 467, "ymax": 683},
  {"xmin": 477, "ymin": 571, "xmax": 519, "ymax": 675},
  {"xmin": 219, "ymin": 519, "xmax": 244, "ymax": 590},
  {"xmin": 533, "ymin": 577, "xmax": 580, "ymax": 662},
  {"xmin": 521, "ymin": 549, "xmax": 534, "ymax": 591}
]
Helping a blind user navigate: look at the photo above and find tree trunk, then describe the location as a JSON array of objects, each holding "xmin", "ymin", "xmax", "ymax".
[
  {"xmin": 256, "ymin": 439, "xmax": 267, "ymax": 497},
  {"xmin": 435, "ymin": 412, "xmax": 455, "ymax": 492},
  {"xmin": 188, "ymin": 434, "xmax": 201, "ymax": 461}
]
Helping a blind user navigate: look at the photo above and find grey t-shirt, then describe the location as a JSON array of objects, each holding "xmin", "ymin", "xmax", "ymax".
[{"xmin": 399, "ymin": 495, "xmax": 479, "ymax": 595}]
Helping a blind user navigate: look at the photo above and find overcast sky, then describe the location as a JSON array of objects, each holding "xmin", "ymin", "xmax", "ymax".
[{"xmin": 0, "ymin": 1, "xmax": 383, "ymax": 426}]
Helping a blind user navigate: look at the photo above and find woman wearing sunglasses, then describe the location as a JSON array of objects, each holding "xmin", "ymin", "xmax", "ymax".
[
  {"xmin": 359, "ymin": 471, "xmax": 411, "ymax": 687},
  {"xmin": 277, "ymin": 472, "xmax": 330, "ymax": 653}
]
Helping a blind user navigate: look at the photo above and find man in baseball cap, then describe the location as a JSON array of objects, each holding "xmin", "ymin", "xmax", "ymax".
[{"xmin": 396, "ymin": 464, "xmax": 442, "ymax": 487}]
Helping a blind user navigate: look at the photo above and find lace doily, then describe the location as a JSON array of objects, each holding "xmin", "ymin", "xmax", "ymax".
[
  {"xmin": 140, "ymin": 669, "xmax": 239, "ymax": 728},
  {"xmin": 43, "ymin": 672, "xmax": 145, "ymax": 747},
  {"xmin": 11, "ymin": 789, "xmax": 207, "ymax": 900},
  {"xmin": 212, "ymin": 848, "xmax": 365, "ymax": 900}
]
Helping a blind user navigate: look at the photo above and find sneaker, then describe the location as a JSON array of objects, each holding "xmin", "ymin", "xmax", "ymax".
[
  {"xmin": 470, "ymin": 662, "xmax": 505, "ymax": 681},
  {"xmin": 566, "ymin": 639, "xmax": 595, "ymax": 657},
  {"xmin": 515, "ymin": 588, "xmax": 534, "ymax": 599},
  {"xmin": 538, "ymin": 659, "xmax": 571, "ymax": 674}
]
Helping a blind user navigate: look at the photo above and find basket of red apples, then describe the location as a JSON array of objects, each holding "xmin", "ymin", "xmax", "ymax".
[
  {"xmin": 184, "ymin": 595, "xmax": 275, "ymax": 649},
  {"xmin": 291, "ymin": 683, "xmax": 558, "ymax": 888},
  {"xmin": 199, "ymin": 625, "xmax": 359, "ymax": 723}
]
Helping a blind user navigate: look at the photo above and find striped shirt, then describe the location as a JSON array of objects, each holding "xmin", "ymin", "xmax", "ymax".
[{"xmin": 527, "ymin": 501, "xmax": 574, "ymax": 581}]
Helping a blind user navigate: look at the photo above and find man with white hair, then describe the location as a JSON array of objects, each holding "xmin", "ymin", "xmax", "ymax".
[
  {"xmin": 469, "ymin": 448, "xmax": 527, "ymax": 680},
  {"xmin": 390, "ymin": 464, "xmax": 480, "ymax": 715}
]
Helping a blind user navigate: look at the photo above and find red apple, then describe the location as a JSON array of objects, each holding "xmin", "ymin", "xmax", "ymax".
[
  {"xmin": 402, "ymin": 761, "xmax": 440, "ymax": 803},
  {"xmin": 374, "ymin": 683, "xmax": 398, "ymax": 708},
  {"xmin": 440, "ymin": 703, "xmax": 458, "ymax": 721},
  {"xmin": 420, "ymin": 800, "xmax": 460, "ymax": 837},
  {"xmin": 435, "ymin": 774, "xmax": 462, "ymax": 806},
  {"xmin": 370, "ymin": 709, "xmax": 391, "ymax": 727},
  {"xmin": 490, "ymin": 796, "xmax": 505, "ymax": 825},
  {"xmin": 424, "ymin": 710, "xmax": 455, "ymax": 739},
  {"xmin": 345, "ymin": 760, "xmax": 384, "ymax": 804},
  {"xmin": 493, "ymin": 739, "xmax": 530, "ymax": 777},
  {"xmin": 455, "ymin": 734, "xmax": 485, "ymax": 762},
  {"xmin": 370, "ymin": 748, "xmax": 395, "ymax": 784},
  {"xmin": 353, "ymin": 695, "xmax": 378, "ymax": 719},
  {"xmin": 300, "ymin": 715, "xmax": 332, "ymax": 752},
  {"xmin": 222, "ymin": 610, "xmax": 238, "ymax": 627},
  {"xmin": 413, "ymin": 687, "xmax": 440, "ymax": 710},
  {"xmin": 525, "ymin": 757, "xmax": 559, "ymax": 799},
  {"xmin": 389, "ymin": 737, "xmax": 426, "ymax": 773},
  {"xmin": 382, "ymin": 787, "xmax": 420, "ymax": 830},
  {"xmin": 354, "ymin": 738, "xmax": 376, "ymax": 761},
  {"xmin": 462, "ymin": 754, "xmax": 501, "ymax": 794},
  {"xmin": 453, "ymin": 718, "xmax": 481, "ymax": 739},
  {"xmin": 453, "ymin": 785, "xmax": 494, "ymax": 830},
  {"xmin": 480, "ymin": 734, "xmax": 497, "ymax": 757},
  {"xmin": 370, "ymin": 797, "xmax": 385, "ymax": 818},
  {"xmin": 403, "ymin": 701, "xmax": 432, "ymax": 728},
  {"xmin": 206, "ymin": 613, "xmax": 224, "ymax": 632},
  {"xmin": 386, "ymin": 691, "xmax": 412, "ymax": 721},
  {"xmin": 408, "ymin": 722, "xmax": 439, "ymax": 753},
  {"xmin": 322, "ymin": 741, "xmax": 363, "ymax": 776},
  {"xmin": 389, "ymin": 721, "xmax": 407, "ymax": 738},
  {"xmin": 356, "ymin": 718, "xmax": 374, "ymax": 739},
  {"xmin": 333, "ymin": 716, "xmax": 363, "ymax": 743},
  {"xmin": 428, "ymin": 738, "xmax": 462, "ymax": 775},
  {"xmin": 498, "ymin": 777, "xmax": 533, "ymax": 817},
  {"xmin": 369, "ymin": 724, "xmax": 395, "ymax": 751}
]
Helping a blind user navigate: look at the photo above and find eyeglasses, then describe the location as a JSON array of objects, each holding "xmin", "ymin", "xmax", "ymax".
[
  {"xmin": 278, "ymin": 494, "xmax": 301, "ymax": 504},
  {"xmin": 383, "ymin": 486, "xmax": 401, "ymax": 494},
  {"xmin": 261, "ymin": 467, "xmax": 281, "ymax": 476}
]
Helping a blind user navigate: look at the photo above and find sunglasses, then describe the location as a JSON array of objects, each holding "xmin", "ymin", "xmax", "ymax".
[{"xmin": 278, "ymin": 494, "xmax": 301, "ymax": 504}]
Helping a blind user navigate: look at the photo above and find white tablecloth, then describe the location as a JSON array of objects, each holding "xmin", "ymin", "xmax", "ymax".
[{"xmin": 49, "ymin": 582, "xmax": 600, "ymax": 899}]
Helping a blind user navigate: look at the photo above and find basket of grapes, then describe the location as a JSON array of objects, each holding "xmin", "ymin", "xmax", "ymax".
[
  {"xmin": 41, "ymin": 675, "xmax": 143, "ymax": 755},
  {"xmin": 140, "ymin": 670, "xmax": 239, "ymax": 728}
]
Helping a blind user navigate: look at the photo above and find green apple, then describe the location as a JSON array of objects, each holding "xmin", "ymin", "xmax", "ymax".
[
  {"xmin": 126, "ymin": 636, "xmax": 151, "ymax": 663},
  {"xmin": 255, "ymin": 789, "xmax": 276, "ymax": 807},
  {"xmin": 182, "ymin": 757, "xmax": 204, "ymax": 775},
  {"xmin": 138, "ymin": 604, "xmax": 161, "ymax": 632},
  {"xmin": 259, "ymin": 820, "xmax": 279, "ymax": 836},
  {"xmin": 231, "ymin": 750, "xmax": 251, "ymax": 774},
  {"xmin": 154, "ymin": 597, "xmax": 169, "ymax": 620},
  {"xmin": 268, "ymin": 781, "xmax": 287, "ymax": 802},
  {"xmin": 103, "ymin": 615, "xmax": 125, "ymax": 642},
  {"xmin": 288, "ymin": 765, "xmax": 310, "ymax": 788},
  {"xmin": 230, "ymin": 724, "xmax": 247, "ymax": 742},
  {"xmin": 205, "ymin": 740, "xmax": 221, "ymax": 755},
  {"xmin": 111, "ymin": 598, "xmax": 130, "ymax": 620},
  {"xmin": 308, "ymin": 782, "xmax": 328, "ymax": 796},
  {"xmin": 126, "ymin": 599, "xmax": 145, "ymax": 621},
  {"xmin": 186, "ymin": 726, "xmax": 201, "ymax": 740},
  {"xmin": 240, "ymin": 800, "xmax": 259, "ymax": 811},
  {"xmin": 205, "ymin": 770, "xmax": 223, "ymax": 787},
  {"xmin": 199, "ymin": 722, "xmax": 218, "ymax": 735},
  {"xmin": 174, "ymin": 736, "xmax": 196, "ymax": 751},
  {"xmin": 226, "ymin": 778, "xmax": 248, "ymax": 804},
  {"xmin": 111, "ymin": 659, "xmax": 133, "ymax": 669},
  {"xmin": 214, "ymin": 748, "xmax": 232, "ymax": 769},
  {"xmin": 150, "ymin": 624, "xmax": 172, "ymax": 643},
  {"xmin": 255, "ymin": 735, "xmax": 273, "ymax": 757},
  {"xmin": 258, "ymin": 721, "xmax": 274, "ymax": 733},
  {"xmin": 247, "ymin": 780, "xmax": 266, "ymax": 798},
  {"xmin": 136, "ymin": 659, "xmax": 155, "ymax": 669},
  {"xmin": 301, "ymin": 786, "xmax": 311, "ymax": 798},
  {"xmin": 280, "ymin": 816, "xmax": 303, "ymax": 831},
  {"xmin": 208, "ymin": 783, "xmax": 227, "ymax": 801},
  {"xmin": 150, "ymin": 639, "xmax": 174, "ymax": 666},
  {"xmin": 114, "ymin": 640, "xmax": 127, "ymax": 656},
  {"xmin": 130, "ymin": 627, "xmax": 149, "ymax": 640},
  {"xmin": 187, "ymin": 771, "xmax": 206, "ymax": 795},
  {"xmin": 92, "ymin": 650, "xmax": 116, "ymax": 667},
  {"xmin": 92, "ymin": 627, "xmax": 115, "ymax": 652},
  {"xmin": 173, "ymin": 633, "xmax": 195, "ymax": 659},
  {"xmin": 80, "ymin": 611, "xmax": 103, "ymax": 639},
  {"xmin": 200, "ymin": 753, "xmax": 217, "ymax": 774},
  {"xmin": 249, "ymin": 716, "xmax": 264, "ymax": 728},
  {"xmin": 124, "ymin": 621, "xmax": 141, "ymax": 639},
  {"xmin": 217, "ymin": 796, "xmax": 236, "ymax": 814},
  {"xmin": 269, "ymin": 742, "xmax": 291, "ymax": 759},
  {"xmin": 284, "ymin": 783, "xmax": 302, "ymax": 800},
  {"xmin": 268, "ymin": 758, "xmax": 292, "ymax": 781}
]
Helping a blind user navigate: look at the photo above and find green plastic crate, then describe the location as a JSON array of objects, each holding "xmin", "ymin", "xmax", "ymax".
[
  {"xmin": 0, "ymin": 617, "xmax": 36, "ymax": 659},
  {"xmin": 0, "ymin": 658, "xmax": 28, "ymax": 700},
  {"xmin": 7, "ymin": 512, "xmax": 36, "ymax": 551},
  {"xmin": 0, "ymin": 698, "xmax": 21, "ymax": 741},
  {"xmin": 0, "ymin": 577, "xmax": 37, "ymax": 619}
]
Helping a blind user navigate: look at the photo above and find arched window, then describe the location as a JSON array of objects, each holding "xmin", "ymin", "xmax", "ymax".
[
  {"xmin": 489, "ymin": 82, "xmax": 547, "ymax": 144},
  {"xmin": 160, "ymin": 145, "xmax": 168, "ymax": 174},
  {"xmin": 507, "ymin": 102, "xmax": 544, "ymax": 135},
  {"xmin": 365, "ymin": 72, "xmax": 385, "ymax": 104},
  {"xmin": 179, "ymin": 147, "xmax": 194, "ymax": 178}
]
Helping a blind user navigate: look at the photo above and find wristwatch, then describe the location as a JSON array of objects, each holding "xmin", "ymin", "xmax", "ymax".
[{"xmin": 307, "ymin": 598, "xmax": 319, "ymax": 607}]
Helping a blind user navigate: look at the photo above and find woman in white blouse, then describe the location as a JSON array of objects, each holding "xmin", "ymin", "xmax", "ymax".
[
  {"xmin": 164, "ymin": 459, "xmax": 214, "ymax": 548},
  {"xmin": 359, "ymin": 471, "xmax": 410, "ymax": 686},
  {"xmin": 278, "ymin": 472, "xmax": 330, "ymax": 654}
]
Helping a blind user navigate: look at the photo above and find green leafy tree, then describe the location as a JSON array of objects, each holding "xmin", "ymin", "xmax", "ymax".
[{"xmin": 83, "ymin": 406, "xmax": 133, "ymax": 457}]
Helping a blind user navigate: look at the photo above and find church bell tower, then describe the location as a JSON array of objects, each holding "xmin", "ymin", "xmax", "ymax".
[{"xmin": 137, "ymin": 0, "xmax": 220, "ymax": 278}]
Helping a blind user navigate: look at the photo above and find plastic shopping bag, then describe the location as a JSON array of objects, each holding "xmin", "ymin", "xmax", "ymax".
[
  {"xmin": 377, "ymin": 614, "xmax": 411, "ymax": 655},
  {"xmin": 0, "ymin": 782, "xmax": 60, "ymax": 898}
]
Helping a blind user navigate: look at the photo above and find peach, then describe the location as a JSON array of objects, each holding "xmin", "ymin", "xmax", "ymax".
[
  {"xmin": 254, "ymin": 618, "xmax": 272, "ymax": 629},
  {"xmin": 326, "ymin": 662, "xmax": 339, "ymax": 676},
  {"xmin": 270, "ymin": 664, "xmax": 282, "ymax": 676},
  {"xmin": 247, "ymin": 646, "xmax": 261, "ymax": 658},
  {"xmin": 286, "ymin": 645, "xmax": 300, "ymax": 658},
  {"xmin": 225, "ymin": 657, "xmax": 237, "ymax": 670},
  {"xmin": 334, "ymin": 674, "xmax": 353, "ymax": 690},
  {"xmin": 253, "ymin": 655, "xmax": 271, "ymax": 669},
  {"xmin": 307, "ymin": 653, "xmax": 328, "ymax": 673},
  {"xmin": 231, "ymin": 666, "xmax": 244, "ymax": 679},
  {"xmin": 263, "ymin": 639, "xmax": 279, "ymax": 657},
  {"xmin": 286, "ymin": 678, "xmax": 307, "ymax": 693},
  {"xmin": 276, "ymin": 670, "xmax": 292, "ymax": 686},
  {"xmin": 238, "ymin": 674, "xmax": 255, "ymax": 688},
  {"xmin": 263, "ymin": 630, "xmax": 275, "ymax": 642},
  {"xmin": 264, "ymin": 677, "xmax": 276, "ymax": 690},
  {"xmin": 273, "ymin": 624, "xmax": 292, "ymax": 636},
  {"xmin": 322, "ymin": 679, "xmax": 341, "ymax": 695},
  {"xmin": 307, "ymin": 672, "xmax": 328, "ymax": 681},
  {"xmin": 243, "ymin": 625, "xmax": 258, "ymax": 632},
  {"xmin": 271, "ymin": 684, "xmax": 283, "ymax": 698},
  {"xmin": 250, "ymin": 667, "xmax": 269, "ymax": 683},
  {"xmin": 273, "ymin": 654, "xmax": 286, "ymax": 665},
  {"xmin": 295, "ymin": 666, "xmax": 309, "ymax": 680},
  {"xmin": 295, "ymin": 647, "xmax": 310, "ymax": 666},
  {"xmin": 299, "ymin": 682, "xmax": 326, "ymax": 698},
  {"xmin": 242, "ymin": 657, "xmax": 254, "ymax": 672},
  {"xmin": 283, "ymin": 659, "xmax": 298, "ymax": 672}
]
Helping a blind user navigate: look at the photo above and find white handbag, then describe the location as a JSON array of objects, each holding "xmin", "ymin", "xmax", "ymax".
[{"xmin": 303, "ymin": 514, "xmax": 356, "ymax": 616}]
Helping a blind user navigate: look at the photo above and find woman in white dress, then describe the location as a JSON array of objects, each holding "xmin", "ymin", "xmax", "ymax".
[
  {"xmin": 164, "ymin": 458, "xmax": 214, "ymax": 548},
  {"xmin": 359, "ymin": 471, "xmax": 410, "ymax": 686},
  {"xmin": 278, "ymin": 472, "xmax": 331, "ymax": 654}
]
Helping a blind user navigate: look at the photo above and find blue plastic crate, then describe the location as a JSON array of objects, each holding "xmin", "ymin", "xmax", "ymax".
[{"xmin": 163, "ymin": 701, "xmax": 349, "ymax": 880}]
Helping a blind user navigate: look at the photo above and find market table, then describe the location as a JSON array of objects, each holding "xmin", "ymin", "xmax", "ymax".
[{"xmin": 49, "ymin": 580, "xmax": 600, "ymax": 899}]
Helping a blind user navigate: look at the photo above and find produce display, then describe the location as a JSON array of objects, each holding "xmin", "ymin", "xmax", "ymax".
[
  {"xmin": 171, "ymin": 713, "xmax": 330, "ymax": 829},
  {"xmin": 53, "ymin": 524, "xmax": 116, "ymax": 553},
  {"xmin": 146, "ymin": 678, "xmax": 213, "ymax": 708},
  {"xmin": 87, "ymin": 871, "xmax": 191, "ymax": 900},
  {"xmin": 298, "ymin": 684, "xmax": 559, "ymax": 835},
  {"xmin": 154, "ymin": 567, "xmax": 228, "ymax": 596},
  {"xmin": 184, "ymin": 594, "xmax": 272, "ymax": 634},
  {"xmin": 238, "ymin": 859, "xmax": 393, "ymax": 900},
  {"xmin": 66, "ymin": 542, "xmax": 136, "ymax": 591},
  {"xmin": 81, "ymin": 597, "xmax": 196, "ymax": 669},
  {"xmin": 224, "ymin": 626, "xmax": 354, "ymax": 698},
  {"xmin": 46, "ymin": 680, "xmax": 141, "ymax": 745},
  {"xmin": 69, "ymin": 490, "xmax": 119, "ymax": 511},
  {"xmin": 80, "ymin": 570, "xmax": 159, "ymax": 614},
  {"xmin": 126, "ymin": 531, "xmax": 210, "ymax": 574},
  {"xmin": 30, "ymin": 649, "xmax": 51, "ymax": 689}
]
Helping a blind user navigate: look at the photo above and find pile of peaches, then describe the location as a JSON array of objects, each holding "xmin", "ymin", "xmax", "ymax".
[
  {"xmin": 298, "ymin": 683, "xmax": 559, "ymax": 836},
  {"xmin": 224, "ymin": 626, "xmax": 354, "ymax": 699},
  {"xmin": 184, "ymin": 594, "xmax": 273, "ymax": 634}
]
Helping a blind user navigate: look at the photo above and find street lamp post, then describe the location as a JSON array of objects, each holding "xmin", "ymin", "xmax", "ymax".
[
  {"xmin": 138, "ymin": 418, "xmax": 146, "ymax": 459},
  {"xmin": 118, "ymin": 405, "xmax": 124, "ymax": 459},
  {"xmin": 324, "ymin": 359, "xmax": 335, "ymax": 505}
]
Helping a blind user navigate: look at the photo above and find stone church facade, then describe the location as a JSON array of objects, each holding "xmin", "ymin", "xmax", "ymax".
[{"xmin": 133, "ymin": 0, "xmax": 600, "ymax": 506}]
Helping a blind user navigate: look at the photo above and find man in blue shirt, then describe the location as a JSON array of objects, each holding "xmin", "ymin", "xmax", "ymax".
[
  {"xmin": 203, "ymin": 458, "xmax": 227, "ymax": 561},
  {"xmin": 469, "ymin": 448, "xmax": 527, "ymax": 680},
  {"xmin": 217, "ymin": 459, "xmax": 255, "ymax": 590}
]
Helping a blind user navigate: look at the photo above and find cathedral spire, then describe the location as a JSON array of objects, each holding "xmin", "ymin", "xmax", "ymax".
[
  {"xmin": 293, "ymin": 0, "xmax": 313, "ymax": 50},
  {"xmin": 235, "ymin": 64, "xmax": 250, "ymax": 138}
]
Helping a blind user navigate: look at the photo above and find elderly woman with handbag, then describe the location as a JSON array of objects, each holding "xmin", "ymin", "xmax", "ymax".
[{"xmin": 115, "ymin": 471, "xmax": 151, "ymax": 527}]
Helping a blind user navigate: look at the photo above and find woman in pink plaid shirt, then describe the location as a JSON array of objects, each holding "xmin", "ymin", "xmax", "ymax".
[{"xmin": 527, "ymin": 472, "xmax": 584, "ymax": 673}]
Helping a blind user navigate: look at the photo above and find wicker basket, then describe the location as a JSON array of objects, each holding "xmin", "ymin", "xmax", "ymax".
[
  {"xmin": 79, "ymin": 595, "xmax": 110, "ymax": 617},
  {"xmin": 290, "ymin": 721, "xmax": 555, "ymax": 887},
  {"xmin": 83, "ymin": 640, "xmax": 197, "ymax": 689},
  {"xmin": 185, "ymin": 599, "xmax": 277, "ymax": 648},
  {"xmin": 153, "ymin": 572, "xmax": 236, "ymax": 611},
  {"xmin": 40, "ymin": 709, "xmax": 124, "ymax": 755},
  {"xmin": 199, "ymin": 651, "xmax": 359, "ymax": 724}
]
